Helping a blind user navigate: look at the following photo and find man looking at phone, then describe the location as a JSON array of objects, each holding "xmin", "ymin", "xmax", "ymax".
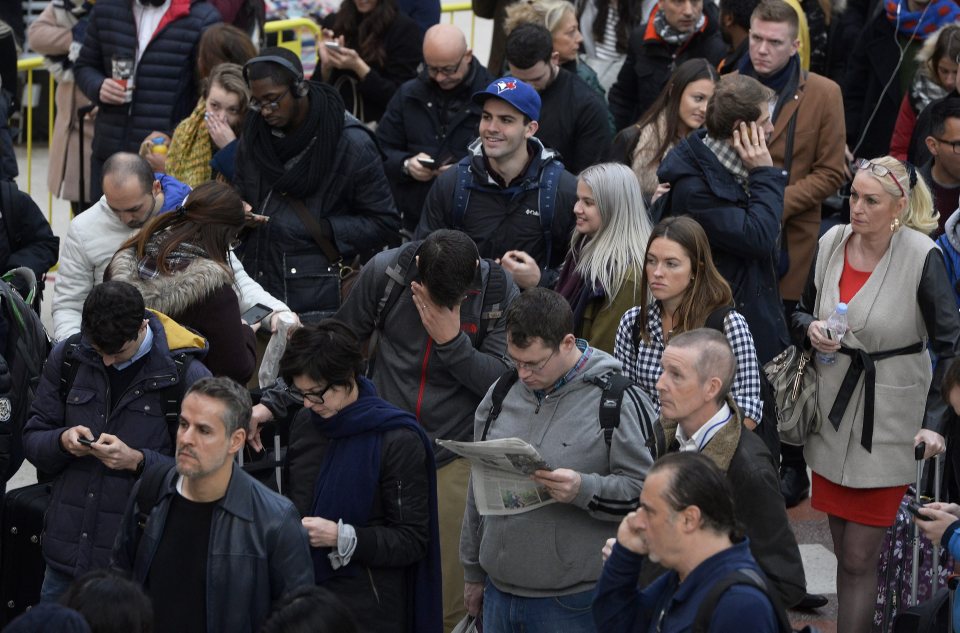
[
  {"xmin": 377, "ymin": 24, "xmax": 493, "ymax": 233},
  {"xmin": 657, "ymin": 73, "xmax": 789, "ymax": 366},
  {"xmin": 23, "ymin": 281, "xmax": 211, "ymax": 603},
  {"xmin": 415, "ymin": 77, "xmax": 578, "ymax": 289}
]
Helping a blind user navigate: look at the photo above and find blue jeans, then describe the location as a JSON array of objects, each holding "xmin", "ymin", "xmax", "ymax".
[
  {"xmin": 483, "ymin": 579, "xmax": 597, "ymax": 633},
  {"xmin": 40, "ymin": 565, "xmax": 74, "ymax": 604}
]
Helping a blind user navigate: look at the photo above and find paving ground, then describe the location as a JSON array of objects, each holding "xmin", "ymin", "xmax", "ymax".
[{"xmin": 10, "ymin": 127, "xmax": 850, "ymax": 630}]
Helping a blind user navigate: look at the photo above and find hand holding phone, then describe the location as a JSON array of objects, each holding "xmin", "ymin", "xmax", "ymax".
[
  {"xmin": 241, "ymin": 303, "xmax": 273, "ymax": 325},
  {"xmin": 906, "ymin": 501, "xmax": 932, "ymax": 521},
  {"xmin": 417, "ymin": 157, "xmax": 437, "ymax": 168},
  {"xmin": 78, "ymin": 435, "xmax": 98, "ymax": 447}
]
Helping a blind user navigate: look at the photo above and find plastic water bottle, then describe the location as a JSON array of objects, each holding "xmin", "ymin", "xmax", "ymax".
[{"xmin": 817, "ymin": 303, "xmax": 848, "ymax": 365}]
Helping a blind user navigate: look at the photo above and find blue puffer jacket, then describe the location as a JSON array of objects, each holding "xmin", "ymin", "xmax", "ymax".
[
  {"xmin": 73, "ymin": 0, "xmax": 221, "ymax": 161},
  {"xmin": 936, "ymin": 208, "xmax": 960, "ymax": 309},
  {"xmin": 658, "ymin": 130, "xmax": 789, "ymax": 364},
  {"xmin": 22, "ymin": 312, "xmax": 211, "ymax": 577}
]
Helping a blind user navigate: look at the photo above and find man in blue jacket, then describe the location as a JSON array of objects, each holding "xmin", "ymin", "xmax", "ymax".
[
  {"xmin": 73, "ymin": 0, "xmax": 221, "ymax": 200},
  {"xmin": 23, "ymin": 281, "xmax": 211, "ymax": 602},
  {"xmin": 593, "ymin": 451, "xmax": 780, "ymax": 633}
]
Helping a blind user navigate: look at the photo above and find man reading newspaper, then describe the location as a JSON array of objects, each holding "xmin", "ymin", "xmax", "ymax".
[{"xmin": 459, "ymin": 288, "xmax": 655, "ymax": 633}]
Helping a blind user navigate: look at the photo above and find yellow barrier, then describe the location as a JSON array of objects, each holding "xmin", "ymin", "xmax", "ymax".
[{"xmin": 15, "ymin": 56, "xmax": 55, "ymax": 221}]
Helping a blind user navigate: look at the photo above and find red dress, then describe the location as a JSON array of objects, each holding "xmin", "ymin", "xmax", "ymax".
[{"xmin": 809, "ymin": 250, "xmax": 908, "ymax": 527}]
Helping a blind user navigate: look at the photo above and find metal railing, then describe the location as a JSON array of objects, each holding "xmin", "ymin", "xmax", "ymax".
[{"xmin": 14, "ymin": 1, "xmax": 480, "ymax": 219}]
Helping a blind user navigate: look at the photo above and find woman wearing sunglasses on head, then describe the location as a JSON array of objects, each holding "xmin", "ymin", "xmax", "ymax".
[
  {"xmin": 791, "ymin": 155, "xmax": 960, "ymax": 633},
  {"xmin": 278, "ymin": 320, "xmax": 442, "ymax": 633}
]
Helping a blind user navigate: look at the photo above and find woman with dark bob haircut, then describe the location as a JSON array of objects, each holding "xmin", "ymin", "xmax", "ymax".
[
  {"xmin": 278, "ymin": 320, "xmax": 442, "ymax": 633},
  {"xmin": 258, "ymin": 585, "xmax": 359, "ymax": 633},
  {"xmin": 61, "ymin": 569, "xmax": 152, "ymax": 633},
  {"xmin": 106, "ymin": 181, "xmax": 256, "ymax": 383}
]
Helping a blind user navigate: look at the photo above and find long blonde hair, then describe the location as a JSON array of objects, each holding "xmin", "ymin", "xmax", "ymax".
[
  {"xmin": 572, "ymin": 163, "xmax": 652, "ymax": 303},
  {"xmin": 864, "ymin": 155, "xmax": 938, "ymax": 234}
]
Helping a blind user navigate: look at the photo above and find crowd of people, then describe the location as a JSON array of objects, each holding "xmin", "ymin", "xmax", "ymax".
[{"xmin": 3, "ymin": 0, "xmax": 960, "ymax": 630}]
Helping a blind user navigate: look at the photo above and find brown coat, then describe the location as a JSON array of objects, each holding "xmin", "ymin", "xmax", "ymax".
[
  {"xmin": 737, "ymin": 70, "xmax": 846, "ymax": 301},
  {"xmin": 27, "ymin": 3, "xmax": 96, "ymax": 203}
]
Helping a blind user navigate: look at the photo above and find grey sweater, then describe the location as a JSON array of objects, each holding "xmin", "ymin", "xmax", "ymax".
[{"xmin": 460, "ymin": 349, "xmax": 655, "ymax": 597}]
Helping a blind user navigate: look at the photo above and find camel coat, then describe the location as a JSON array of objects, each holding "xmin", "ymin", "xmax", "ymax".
[
  {"xmin": 731, "ymin": 69, "xmax": 846, "ymax": 301},
  {"xmin": 28, "ymin": 3, "xmax": 95, "ymax": 203},
  {"xmin": 793, "ymin": 225, "xmax": 960, "ymax": 488}
]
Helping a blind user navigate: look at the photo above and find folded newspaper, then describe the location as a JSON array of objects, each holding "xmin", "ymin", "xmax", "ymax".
[{"xmin": 436, "ymin": 438, "xmax": 557, "ymax": 516}]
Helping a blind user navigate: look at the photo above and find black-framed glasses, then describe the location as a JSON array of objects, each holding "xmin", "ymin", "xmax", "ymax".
[
  {"xmin": 854, "ymin": 158, "xmax": 906, "ymax": 198},
  {"xmin": 425, "ymin": 52, "xmax": 466, "ymax": 77},
  {"xmin": 507, "ymin": 349, "xmax": 556, "ymax": 373},
  {"xmin": 286, "ymin": 382, "xmax": 333, "ymax": 405},
  {"xmin": 249, "ymin": 87, "xmax": 290, "ymax": 114},
  {"xmin": 934, "ymin": 137, "xmax": 960, "ymax": 155}
]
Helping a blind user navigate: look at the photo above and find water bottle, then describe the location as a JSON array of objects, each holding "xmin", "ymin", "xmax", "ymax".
[
  {"xmin": 258, "ymin": 313, "xmax": 298, "ymax": 389},
  {"xmin": 817, "ymin": 303, "xmax": 848, "ymax": 365}
]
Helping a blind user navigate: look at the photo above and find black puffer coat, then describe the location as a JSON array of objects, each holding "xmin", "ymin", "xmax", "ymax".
[
  {"xmin": 74, "ymin": 0, "xmax": 221, "ymax": 161},
  {"xmin": 234, "ymin": 114, "xmax": 400, "ymax": 322}
]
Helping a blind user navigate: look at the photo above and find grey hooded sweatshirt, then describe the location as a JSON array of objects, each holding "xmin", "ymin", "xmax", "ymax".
[{"xmin": 460, "ymin": 347, "xmax": 656, "ymax": 597}]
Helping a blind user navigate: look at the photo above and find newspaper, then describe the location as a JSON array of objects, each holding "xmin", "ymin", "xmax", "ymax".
[{"xmin": 436, "ymin": 438, "xmax": 556, "ymax": 515}]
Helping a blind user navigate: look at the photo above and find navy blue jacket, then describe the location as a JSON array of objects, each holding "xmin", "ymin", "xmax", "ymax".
[
  {"xmin": 74, "ymin": 0, "xmax": 221, "ymax": 161},
  {"xmin": 22, "ymin": 313, "xmax": 210, "ymax": 577},
  {"xmin": 376, "ymin": 59, "xmax": 493, "ymax": 229},
  {"xmin": 112, "ymin": 464, "xmax": 314, "ymax": 633},
  {"xmin": 0, "ymin": 183, "xmax": 59, "ymax": 296},
  {"xmin": 593, "ymin": 539, "xmax": 779, "ymax": 633},
  {"xmin": 658, "ymin": 130, "xmax": 789, "ymax": 364}
]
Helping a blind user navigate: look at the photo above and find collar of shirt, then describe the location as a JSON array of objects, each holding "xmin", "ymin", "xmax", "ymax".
[
  {"xmin": 675, "ymin": 402, "xmax": 732, "ymax": 453},
  {"xmin": 535, "ymin": 338, "xmax": 591, "ymax": 400},
  {"xmin": 113, "ymin": 326, "xmax": 154, "ymax": 371}
]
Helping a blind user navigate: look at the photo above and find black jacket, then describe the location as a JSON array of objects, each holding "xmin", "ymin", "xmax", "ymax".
[
  {"xmin": 112, "ymin": 465, "xmax": 314, "ymax": 633},
  {"xmin": 74, "ymin": 0, "xmax": 221, "ymax": 160},
  {"xmin": 414, "ymin": 138, "xmax": 578, "ymax": 288},
  {"xmin": 0, "ymin": 183, "xmax": 59, "ymax": 299},
  {"xmin": 608, "ymin": 3, "xmax": 726, "ymax": 131},
  {"xmin": 843, "ymin": 10, "xmax": 906, "ymax": 160},
  {"xmin": 234, "ymin": 113, "xmax": 400, "ymax": 322},
  {"xmin": 657, "ymin": 130, "xmax": 789, "ymax": 364},
  {"xmin": 286, "ymin": 410, "xmax": 431, "ymax": 633},
  {"xmin": 535, "ymin": 68, "xmax": 613, "ymax": 175},
  {"xmin": 316, "ymin": 11, "xmax": 423, "ymax": 123},
  {"xmin": 376, "ymin": 59, "xmax": 493, "ymax": 229}
]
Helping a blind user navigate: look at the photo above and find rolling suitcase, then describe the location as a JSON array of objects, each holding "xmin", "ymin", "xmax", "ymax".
[
  {"xmin": 0, "ymin": 482, "xmax": 50, "ymax": 626},
  {"xmin": 874, "ymin": 443, "xmax": 954, "ymax": 632}
]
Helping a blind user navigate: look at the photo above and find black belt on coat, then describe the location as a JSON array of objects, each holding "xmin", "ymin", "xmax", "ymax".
[{"xmin": 829, "ymin": 342, "xmax": 925, "ymax": 452}]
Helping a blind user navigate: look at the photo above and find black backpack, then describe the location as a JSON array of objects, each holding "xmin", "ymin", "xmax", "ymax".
[
  {"xmin": 0, "ymin": 267, "xmax": 50, "ymax": 483},
  {"xmin": 692, "ymin": 567, "xmax": 819, "ymax": 633}
]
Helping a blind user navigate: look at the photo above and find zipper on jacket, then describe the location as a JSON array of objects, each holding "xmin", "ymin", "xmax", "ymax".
[
  {"xmin": 397, "ymin": 480, "xmax": 403, "ymax": 521},
  {"xmin": 366, "ymin": 568, "xmax": 381, "ymax": 605}
]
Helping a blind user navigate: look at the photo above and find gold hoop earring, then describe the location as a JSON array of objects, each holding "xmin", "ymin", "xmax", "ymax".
[{"xmin": 891, "ymin": 217, "xmax": 901, "ymax": 233}]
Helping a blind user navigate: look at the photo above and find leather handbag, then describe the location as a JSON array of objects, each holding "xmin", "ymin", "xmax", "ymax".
[{"xmin": 763, "ymin": 345, "xmax": 819, "ymax": 446}]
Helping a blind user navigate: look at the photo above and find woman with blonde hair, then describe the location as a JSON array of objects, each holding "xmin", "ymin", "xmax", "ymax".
[
  {"xmin": 500, "ymin": 162, "xmax": 651, "ymax": 353},
  {"xmin": 791, "ymin": 155, "xmax": 959, "ymax": 633}
]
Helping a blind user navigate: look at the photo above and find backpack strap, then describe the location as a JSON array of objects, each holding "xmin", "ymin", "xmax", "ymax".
[
  {"xmin": 366, "ymin": 243, "xmax": 421, "ymax": 375},
  {"xmin": 481, "ymin": 368, "xmax": 520, "ymax": 441},
  {"xmin": 705, "ymin": 306, "xmax": 735, "ymax": 334},
  {"xmin": 59, "ymin": 332, "xmax": 84, "ymax": 404},
  {"xmin": 692, "ymin": 568, "xmax": 792, "ymax": 633},
  {"xmin": 452, "ymin": 162, "xmax": 473, "ymax": 230},
  {"xmin": 589, "ymin": 372, "xmax": 634, "ymax": 448},
  {"xmin": 536, "ymin": 160, "xmax": 564, "ymax": 269},
  {"xmin": 477, "ymin": 262, "xmax": 507, "ymax": 348}
]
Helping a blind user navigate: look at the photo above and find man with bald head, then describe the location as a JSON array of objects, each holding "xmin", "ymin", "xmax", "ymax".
[
  {"xmin": 650, "ymin": 328, "xmax": 819, "ymax": 610},
  {"xmin": 377, "ymin": 23, "xmax": 493, "ymax": 232}
]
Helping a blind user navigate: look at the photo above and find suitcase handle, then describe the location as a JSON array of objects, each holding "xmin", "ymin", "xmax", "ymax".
[{"xmin": 915, "ymin": 442, "xmax": 926, "ymax": 461}]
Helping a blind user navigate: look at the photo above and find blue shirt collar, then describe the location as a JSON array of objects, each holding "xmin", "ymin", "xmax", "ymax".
[{"xmin": 113, "ymin": 325, "xmax": 154, "ymax": 370}]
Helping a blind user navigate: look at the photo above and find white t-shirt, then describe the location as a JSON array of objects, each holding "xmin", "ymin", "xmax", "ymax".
[{"xmin": 132, "ymin": 0, "xmax": 172, "ymax": 67}]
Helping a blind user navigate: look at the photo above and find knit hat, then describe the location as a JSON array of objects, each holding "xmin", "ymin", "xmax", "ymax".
[{"xmin": 472, "ymin": 77, "xmax": 541, "ymax": 121}]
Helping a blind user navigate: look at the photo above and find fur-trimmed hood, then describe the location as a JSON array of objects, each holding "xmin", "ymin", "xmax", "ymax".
[{"xmin": 106, "ymin": 247, "xmax": 234, "ymax": 319}]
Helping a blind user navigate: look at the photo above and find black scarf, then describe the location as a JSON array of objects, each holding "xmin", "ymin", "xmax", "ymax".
[{"xmin": 242, "ymin": 81, "xmax": 345, "ymax": 200}]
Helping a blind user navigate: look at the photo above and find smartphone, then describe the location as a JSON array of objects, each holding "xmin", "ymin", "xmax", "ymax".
[
  {"xmin": 905, "ymin": 501, "xmax": 932, "ymax": 521},
  {"xmin": 241, "ymin": 303, "xmax": 273, "ymax": 325},
  {"xmin": 324, "ymin": 41, "xmax": 341, "ymax": 49},
  {"xmin": 417, "ymin": 157, "xmax": 437, "ymax": 168},
  {"xmin": 78, "ymin": 435, "xmax": 98, "ymax": 447}
]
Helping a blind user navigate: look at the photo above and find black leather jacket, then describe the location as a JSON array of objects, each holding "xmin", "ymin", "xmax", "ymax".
[{"xmin": 112, "ymin": 465, "xmax": 314, "ymax": 633}]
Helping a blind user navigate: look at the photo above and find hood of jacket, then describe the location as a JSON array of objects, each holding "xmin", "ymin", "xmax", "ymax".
[
  {"xmin": 74, "ymin": 309, "xmax": 208, "ymax": 367},
  {"xmin": 464, "ymin": 136, "xmax": 561, "ymax": 187},
  {"xmin": 657, "ymin": 129, "xmax": 745, "ymax": 203},
  {"xmin": 944, "ymin": 207, "xmax": 960, "ymax": 252},
  {"xmin": 107, "ymin": 248, "xmax": 234, "ymax": 319}
]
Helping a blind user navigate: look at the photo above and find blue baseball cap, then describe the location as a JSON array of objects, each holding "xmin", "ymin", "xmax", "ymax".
[{"xmin": 472, "ymin": 77, "xmax": 541, "ymax": 121}]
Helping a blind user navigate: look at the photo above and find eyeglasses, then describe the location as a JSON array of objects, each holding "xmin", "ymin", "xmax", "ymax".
[
  {"xmin": 507, "ymin": 349, "xmax": 556, "ymax": 373},
  {"xmin": 425, "ymin": 53, "xmax": 466, "ymax": 77},
  {"xmin": 287, "ymin": 382, "xmax": 333, "ymax": 405},
  {"xmin": 934, "ymin": 137, "xmax": 960, "ymax": 155},
  {"xmin": 249, "ymin": 87, "xmax": 290, "ymax": 114},
  {"xmin": 855, "ymin": 158, "xmax": 906, "ymax": 198}
]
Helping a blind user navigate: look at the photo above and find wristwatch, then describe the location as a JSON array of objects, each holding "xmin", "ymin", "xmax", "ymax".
[{"xmin": 402, "ymin": 158, "xmax": 411, "ymax": 177}]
